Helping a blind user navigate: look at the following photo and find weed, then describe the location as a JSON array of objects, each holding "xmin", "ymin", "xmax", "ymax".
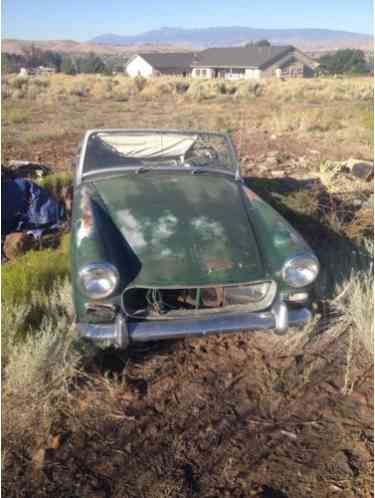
[
  {"xmin": 2, "ymin": 235, "xmax": 70, "ymax": 307},
  {"xmin": 36, "ymin": 171, "xmax": 73, "ymax": 200},
  {"xmin": 2, "ymin": 283, "xmax": 80, "ymax": 482},
  {"xmin": 134, "ymin": 75, "xmax": 147, "ymax": 92},
  {"xmin": 4, "ymin": 107, "xmax": 31, "ymax": 125},
  {"xmin": 333, "ymin": 245, "xmax": 374, "ymax": 353}
]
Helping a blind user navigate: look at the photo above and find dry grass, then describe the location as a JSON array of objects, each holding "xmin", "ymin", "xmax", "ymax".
[
  {"xmin": 3, "ymin": 75, "xmax": 372, "ymax": 171},
  {"xmin": 2, "ymin": 281, "xmax": 80, "ymax": 477},
  {"xmin": 4, "ymin": 74, "xmax": 372, "ymax": 104},
  {"xmin": 333, "ymin": 242, "xmax": 374, "ymax": 354}
]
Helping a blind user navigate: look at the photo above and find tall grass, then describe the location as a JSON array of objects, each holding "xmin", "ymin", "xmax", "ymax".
[
  {"xmin": 2, "ymin": 281, "xmax": 80, "ymax": 480},
  {"xmin": 4, "ymin": 74, "xmax": 373, "ymax": 104}
]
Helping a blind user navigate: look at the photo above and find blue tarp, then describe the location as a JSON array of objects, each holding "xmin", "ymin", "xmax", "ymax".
[{"xmin": 2, "ymin": 178, "xmax": 62, "ymax": 237}]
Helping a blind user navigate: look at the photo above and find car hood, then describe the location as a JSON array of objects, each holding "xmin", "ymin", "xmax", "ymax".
[{"xmin": 92, "ymin": 172, "xmax": 265, "ymax": 287}]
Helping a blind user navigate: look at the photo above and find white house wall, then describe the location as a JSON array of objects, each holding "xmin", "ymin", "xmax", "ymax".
[
  {"xmin": 192, "ymin": 67, "xmax": 262, "ymax": 80},
  {"xmin": 126, "ymin": 56, "xmax": 154, "ymax": 78},
  {"xmin": 191, "ymin": 67, "xmax": 214, "ymax": 79},
  {"xmin": 245, "ymin": 68, "xmax": 261, "ymax": 80}
]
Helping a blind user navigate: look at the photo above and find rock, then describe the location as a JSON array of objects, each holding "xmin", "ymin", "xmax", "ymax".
[
  {"xmin": 271, "ymin": 170, "xmax": 286, "ymax": 178},
  {"xmin": 352, "ymin": 198, "xmax": 364, "ymax": 209},
  {"xmin": 350, "ymin": 161, "xmax": 373, "ymax": 181},
  {"xmin": 280, "ymin": 430, "xmax": 298, "ymax": 440},
  {"xmin": 329, "ymin": 484, "xmax": 342, "ymax": 492},
  {"xmin": 3, "ymin": 232, "xmax": 36, "ymax": 260}
]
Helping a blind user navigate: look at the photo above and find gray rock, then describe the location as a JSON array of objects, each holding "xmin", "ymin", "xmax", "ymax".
[
  {"xmin": 351, "ymin": 162, "xmax": 373, "ymax": 180},
  {"xmin": 352, "ymin": 198, "xmax": 363, "ymax": 208}
]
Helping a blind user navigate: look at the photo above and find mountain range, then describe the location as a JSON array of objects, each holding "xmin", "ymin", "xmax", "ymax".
[
  {"xmin": 90, "ymin": 26, "xmax": 373, "ymax": 51},
  {"xmin": 2, "ymin": 26, "xmax": 372, "ymax": 57}
]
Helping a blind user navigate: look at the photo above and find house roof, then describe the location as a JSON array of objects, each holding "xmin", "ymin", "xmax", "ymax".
[
  {"xmin": 192, "ymin": 45, "xmax": 294, "ymax": 69},
  {"xmin": 136, "ymin": 52, "xmax": 197, "ymax": 70}
]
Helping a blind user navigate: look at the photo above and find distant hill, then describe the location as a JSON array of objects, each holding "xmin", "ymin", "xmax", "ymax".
[
  {"xmin": 90, "ymin": 26, "xmax": 373, "ymax": 51},
  {"xmin": 1, "ymin": 39, "xmax": 191, "ymax": 56}
]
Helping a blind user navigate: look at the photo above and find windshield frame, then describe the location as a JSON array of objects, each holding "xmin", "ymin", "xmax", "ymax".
[{"xmin": 76, "ymin": 128, "xmax": 240, "ymax": 186}]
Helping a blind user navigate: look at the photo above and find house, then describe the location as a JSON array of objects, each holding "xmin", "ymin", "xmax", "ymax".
[
  {"xmin": 18, "ymin": 66, "xmax": 56, "ymax": 77},
  {"xmin": 191, "ymin": 45, "xmax": 318, "ymax": 80},
  {"xmin": 126, "ymin": 52, "xmax": 196, "ymax": 78},
  {"xmin": 35, "ymin": 66, "xmax": 56, "ymax": 75},
  {"xmin": 125, "ymin": 45, "xmax": 318, "ymax": 79}
]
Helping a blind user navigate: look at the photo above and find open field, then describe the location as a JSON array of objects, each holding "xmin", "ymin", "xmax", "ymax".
[
  {"xmin": 2, "ymin": 74, "xmax": 373, "ymax": 168},
  {"xmin": 2, "ymin": 75, "xmax": 374, "ymax": 498}
]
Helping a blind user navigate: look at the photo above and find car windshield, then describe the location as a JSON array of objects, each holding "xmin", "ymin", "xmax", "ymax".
[{"xmin": 80, "ymin": 130, "xmax": 238, "ymax": 177}]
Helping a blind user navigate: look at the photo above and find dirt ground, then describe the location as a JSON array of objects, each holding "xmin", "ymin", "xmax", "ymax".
[{"xmin": 4, "ymin": 328, "xmax": 372, "ymax": 498}]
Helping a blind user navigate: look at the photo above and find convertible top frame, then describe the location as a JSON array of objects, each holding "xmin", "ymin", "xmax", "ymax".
[{"xmin": 75, "ymin": 128, "xmax": 241, "ymax": 186}]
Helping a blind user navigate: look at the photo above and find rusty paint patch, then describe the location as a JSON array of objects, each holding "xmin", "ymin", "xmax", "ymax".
[
  {"xmin": 76, "ymin": 188, "xmax": 96, "ymax": 246},
  {"xmin": 206, "ymin": 258, "xmax": 234, "ymax": 273},
  {"xmin": 244, "ymin": 186, "xmax": 259, "ymax": 201}
]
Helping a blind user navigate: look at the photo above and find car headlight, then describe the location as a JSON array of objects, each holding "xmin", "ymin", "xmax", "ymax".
[
  {"xmin": 282, "ymin": 253, "xmax": 319, "ymax": 288},
  {"xmin": 224, "ymin": 282, "xmax": 270, "ymax": 304},
  {"xmin": 78, "ymin": 262, "xmax": 119, "ymax": 299}
]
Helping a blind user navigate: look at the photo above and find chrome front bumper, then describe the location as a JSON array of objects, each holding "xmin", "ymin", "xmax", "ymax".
[{"xmin": 76, "ymin": 300, "xmax": 312, "ymax": 349}]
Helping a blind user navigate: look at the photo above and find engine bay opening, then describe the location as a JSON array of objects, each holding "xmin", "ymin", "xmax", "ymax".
[{"xmin": 123, "ymin": 282, "xmax": 276, "ymax": 320}]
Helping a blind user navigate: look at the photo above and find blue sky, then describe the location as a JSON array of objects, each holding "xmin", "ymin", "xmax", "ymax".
[{"xmin": 2, "ymin": 0, "xmax": 373, "ymax": 40}]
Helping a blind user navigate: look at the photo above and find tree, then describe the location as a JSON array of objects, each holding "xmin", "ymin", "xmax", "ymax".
[
  {"xmin": 77, "ymin": 52, "xmax": 106, "ymax": 74},
  {"xmin": 61, "ymin": 56, "xmax": 77, "ymax": 75},
  {"xmin": 21, "ymin": 45, "xmax": 63, "ymax": 71},
  {"xmin": 22, "ymin": 44, "xmax": 44, "ymax": 68},
  {"xmin": 44, "ymin": 50, "xmax": 63, "ymax": 72},
  {"xmin": 245, "ymin": 39, "xmax": 271, "ymax": 48},
  {"xmin": 2, "ymin": 53, "xmax": 26, "ymax": 73},
  {"xmin": 255, "ymin": 39, "xmax": 271, "ymax": 47},
  {"xmin": 319, "ymin": 49, "xmax": 370, "ymax": 75},
  {"xmin": 368, "ymin": 51, "xmax": 374, "ymax": 74}
]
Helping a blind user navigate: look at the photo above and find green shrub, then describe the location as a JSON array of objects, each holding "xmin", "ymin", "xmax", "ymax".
[
  {"xmin": 32, "ymin": 77, "xmax": 50, "ymax": 88},
  {"xmin": 134, "ymin": 75, "xmax": 147, "ymax": 92},
  {"xmin": 36, "ymin": 171, "xmax": 73, "ymax": 200},
  {"xmin": 10, "ymin": 76, "xmax": 28, "ymax": 90},
  {"xmin": 5, "ymin": 107, "xmax": 31, "ymax": 124},
  {"xmin": 2, "ymin": 235, "xmax": 70, "ymax": 307},
  {"xmin": 175, "ymin": 80, "xmax": 190, "ymax": 94}
]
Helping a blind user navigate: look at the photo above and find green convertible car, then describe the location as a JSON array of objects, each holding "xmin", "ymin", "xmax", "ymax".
[{"xmin": 71, "ymin": 129, "xmax": 319, "ymax": 349}]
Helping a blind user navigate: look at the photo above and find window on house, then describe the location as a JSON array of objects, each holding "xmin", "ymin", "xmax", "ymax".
[
  {"xmin": 196, "ymin": 69, "xmax": 201, "ymax": 76},
  {"xmin": 201, "ymin": 69, "xmax": 207, "ymax": 77}
]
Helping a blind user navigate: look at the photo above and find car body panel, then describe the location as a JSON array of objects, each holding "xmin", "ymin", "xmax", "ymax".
[{"xmin": 92, "ymin": 172, "xmax": 265, "ymax": 287}]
